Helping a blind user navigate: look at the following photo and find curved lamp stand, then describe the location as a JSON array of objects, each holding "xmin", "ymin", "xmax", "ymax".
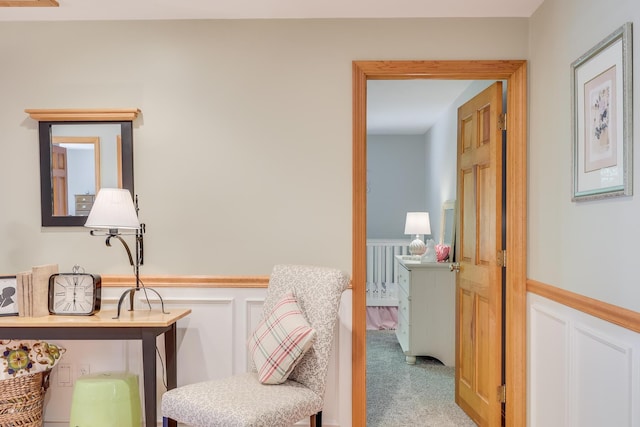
[
  {"xmin": 115, "ymin": 287, "xmax": 167, "ymax": 319},
  {"xmin": 93, "ymin": 225, "xmax": 169, "ymax": 319}
]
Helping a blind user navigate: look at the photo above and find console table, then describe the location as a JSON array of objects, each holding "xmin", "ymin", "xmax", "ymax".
[{"xmin": 0, "ymin": 308, "xmax": 191, "ymax": 427}]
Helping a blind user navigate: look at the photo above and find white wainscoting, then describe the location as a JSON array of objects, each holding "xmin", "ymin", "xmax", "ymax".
[
  {"xmin": 528, "ymin": 293, "xmax": 640, "ymax": 427},
  {"xmin": 43, "ymin": 286, "xmax": 353, "ymax": 427}
]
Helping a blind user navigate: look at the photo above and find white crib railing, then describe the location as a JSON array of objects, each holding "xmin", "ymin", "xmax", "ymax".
[{"xmin": 366, "ymin": 239, "xmax": 409, "ymax": 306}]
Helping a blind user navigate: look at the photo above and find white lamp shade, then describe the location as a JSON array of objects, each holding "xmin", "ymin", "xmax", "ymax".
[
  {"xmin": 84, "ymin": 188, "xmax": 140, "ymax": 230},
  {"xmin": 404, "ymin": 212, "xmax": 431, "ymax": 235}
]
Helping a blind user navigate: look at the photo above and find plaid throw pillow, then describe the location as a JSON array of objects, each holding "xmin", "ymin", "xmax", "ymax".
[{"xmin": 248, "ymin": 290, "xmax": 316, "ymax": 384}]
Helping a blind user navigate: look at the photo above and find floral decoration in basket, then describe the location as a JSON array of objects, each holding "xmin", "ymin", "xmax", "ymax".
[{"xmin": 0, "ymin": 340, "xmax": 65, "ymax": 380}]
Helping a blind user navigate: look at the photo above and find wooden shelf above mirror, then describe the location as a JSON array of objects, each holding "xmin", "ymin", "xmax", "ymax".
[
  {"xmin": 0, "ymin": 0, "xmax": 58, "ymax": 6},
  {"xmin": 25, "ymin": 108, "xmax": 141, "ymax": 122}
]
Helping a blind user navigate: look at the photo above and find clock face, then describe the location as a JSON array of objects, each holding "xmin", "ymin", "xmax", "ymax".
[{"xmin": 48, "ymin": 273, "xmax": 101, "ymax": 315}]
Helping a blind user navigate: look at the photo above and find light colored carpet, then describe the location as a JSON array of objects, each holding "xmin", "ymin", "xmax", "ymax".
[{"xmin": 366, "ymin": 330, "xmax": 477, "ymax": 426}]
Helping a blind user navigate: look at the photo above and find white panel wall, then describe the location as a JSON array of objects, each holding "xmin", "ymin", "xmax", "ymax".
[
  {"xmin": 528, "ymin": 293, "xmax": 640, "ymax": 427},
  {"xmin": 44, "ymin": 286, "xmax": 352, "ymax": 427}
]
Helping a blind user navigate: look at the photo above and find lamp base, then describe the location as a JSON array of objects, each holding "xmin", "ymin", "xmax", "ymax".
[
  {"xmin": 113, "ymin": 287, "xmax": 169, "ymax": 319},
  {"xmin": 408, "ymin": 238, "xmax": 426, "ymax": 256}
]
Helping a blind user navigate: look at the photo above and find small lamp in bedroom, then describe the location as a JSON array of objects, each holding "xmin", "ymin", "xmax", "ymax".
[
  {"xmin": 84, "ymin": 188, "xmax": 167, "ymax": 318},
  {"xmin": 404, "ymin": 212, "xmax": 431, "ymax": 256}
]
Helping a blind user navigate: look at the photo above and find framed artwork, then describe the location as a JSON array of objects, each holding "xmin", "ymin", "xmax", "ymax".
[
  {"xmin": 0, "ymin": 276, "xmax": 19, "ymax": 316},
  {"xmin": 571, "ymin": 22, "xmax": 633, "ymax": 201}
]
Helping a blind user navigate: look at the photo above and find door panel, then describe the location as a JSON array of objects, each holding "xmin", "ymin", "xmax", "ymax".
[
  {"xmin": 479, "ymin": 165, "xmax": 492, "ymax": 263},
  {"xmin": 455, "ymin": 81, "xmax": 504, "ymax": 426},
  {"xmin": 459, "ymin": 288, "xmax": 474, "ymax": 387},
  {"xmin": 461, "ymin": 170, "xmax": 475, "ymax": 262},
  {"xmin": 477, "ymin": 295, "xmax": 490, "ymax": 401},
  {"xmin": 52, "ymin": 144, "xmax": 68, "ymax": 216}
]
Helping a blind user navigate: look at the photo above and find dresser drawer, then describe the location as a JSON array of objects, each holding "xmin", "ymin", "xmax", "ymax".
[
  {"xmin": 75, "ymin": 202, "xmax": 93, "ymax": 211},
  {"xmin": 75, "ymin": 194, "xmax": 95, "ymax": 203},
  {"xmin": 397, "ymin": 286, "xmax": 409, "ymax": 321},
  {"xmin": 397, "ymin": 264, "xmax": 410, "ymax": 294},
  {"xmin": 395, "ymin": 315, "xmax": 409, "ymax": 353}
]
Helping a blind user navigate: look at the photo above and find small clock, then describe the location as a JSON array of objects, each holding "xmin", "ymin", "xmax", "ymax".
[{"xmin": 48, "ymin": 273, "xmax": 101, "ymax": 315}]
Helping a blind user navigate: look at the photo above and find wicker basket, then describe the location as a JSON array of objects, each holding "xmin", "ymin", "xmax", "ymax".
[{"xmin": 0, "ymin": 372, "xmax": 49, "ymax": 427}]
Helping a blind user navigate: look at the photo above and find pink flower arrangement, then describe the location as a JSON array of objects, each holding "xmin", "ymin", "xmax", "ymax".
[{"xmin": 435, "ymin": 244, "xmax": 450, "ymax": 262}]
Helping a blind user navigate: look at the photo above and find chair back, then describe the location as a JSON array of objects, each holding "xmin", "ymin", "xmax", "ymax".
[{"xmin": 259, "ymin": 264, "xmax": 349, "ymax": 397}]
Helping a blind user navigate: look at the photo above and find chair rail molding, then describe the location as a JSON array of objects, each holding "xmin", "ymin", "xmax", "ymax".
[
  {"xmin": 527, "ymin": 279, "xmax": 640, "ymax": 334},
  {"xmin": 102, "ymin": 275, "xmax": 271, "ymax": 288}
]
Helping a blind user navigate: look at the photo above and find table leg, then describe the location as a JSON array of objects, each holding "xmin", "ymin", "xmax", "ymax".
[
  {"xmin": 142, "ymin": 330, "xmax": 157, "ymax": 427},
  {"xmin": 164, "ymin": 324, "xmax": 177, "ymax": 427}
]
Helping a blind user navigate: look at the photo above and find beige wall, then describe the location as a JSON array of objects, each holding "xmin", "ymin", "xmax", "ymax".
[
  {"xmin": 528, "ymin": 0, "xmax": 640, "ymax": 312},
  {"xmin": 0, "ymin": 18, "xmax": 528, "ymax": 278}
]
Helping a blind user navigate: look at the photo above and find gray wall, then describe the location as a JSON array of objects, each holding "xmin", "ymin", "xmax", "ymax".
[{"xmin": 366, "ymin": 134, "xmax": 428, "ymax": 239}]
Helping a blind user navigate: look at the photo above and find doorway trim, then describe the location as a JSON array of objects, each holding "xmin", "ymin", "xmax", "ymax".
[{"xmin": 352, "ymin": 60, "xmax": 528, "ymax": 426}]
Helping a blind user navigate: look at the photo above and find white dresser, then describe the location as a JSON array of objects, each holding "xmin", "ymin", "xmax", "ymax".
[{"xmin": 395, "ymin": 256, "xmax": 456, "ymax": 366}]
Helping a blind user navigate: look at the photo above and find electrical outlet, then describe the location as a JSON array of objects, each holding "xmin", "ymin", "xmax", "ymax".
[
  {"xmin": 57, "ymin": 363, "xmax": 72, "ymax": 387},
  {"xmin": 78, "ymin": 364, "xmax": 90, "ymax": 377}
]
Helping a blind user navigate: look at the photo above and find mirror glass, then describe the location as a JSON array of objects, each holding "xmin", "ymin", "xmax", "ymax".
[
  {"xmin": 440, "ymin": 199, "xmax": 456, "ymax": 261},
  {"xmin": 39, "ymin": 121, "xmax": 134, "ymax": 226}
]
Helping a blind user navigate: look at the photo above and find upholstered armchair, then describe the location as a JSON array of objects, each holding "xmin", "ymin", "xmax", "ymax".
[{"xmin": 161, "ymin": 264, "xmax": 350, "ymax": 427}]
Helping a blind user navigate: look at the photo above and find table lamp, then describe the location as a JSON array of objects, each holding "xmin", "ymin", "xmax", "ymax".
[
  {"xmin": 404, "ymin": 212, "xmax": 431, "ymax": 256},
  {"xmin": 85, "ymin": 188, "xmax": 167, "ymax": 318}
]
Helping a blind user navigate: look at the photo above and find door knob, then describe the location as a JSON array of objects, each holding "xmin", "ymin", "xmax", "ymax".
[{"xmin": 450, "ymin": 262, "xmax": 460, "ymax": 273}]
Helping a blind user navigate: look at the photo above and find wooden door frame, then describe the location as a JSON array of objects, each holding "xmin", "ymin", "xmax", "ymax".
[{"xmin": 352, "ymin": 60, "xmax": 528, "ymax": 426}]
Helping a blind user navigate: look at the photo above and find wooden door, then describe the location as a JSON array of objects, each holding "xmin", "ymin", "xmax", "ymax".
[
  {"xmin": 51, "ymin": 144, "xmax": 68, "ymax": 216},
  {"xmin": 455, "ymin": 82, "xmax": 504, "ymax": 426}
]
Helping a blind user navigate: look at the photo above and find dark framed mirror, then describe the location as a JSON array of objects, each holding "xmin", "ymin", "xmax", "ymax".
[{"xmin": 38, "ymin": 120, "xmax": 134, "ymax": 227}]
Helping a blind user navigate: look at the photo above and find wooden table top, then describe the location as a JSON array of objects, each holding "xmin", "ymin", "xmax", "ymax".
[{"xmin": 0, "ymin": 308, "xmax": 191, "ymax": 328}]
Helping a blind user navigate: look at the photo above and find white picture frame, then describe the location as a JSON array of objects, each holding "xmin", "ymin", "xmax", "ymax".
[{"xmin": 571, "ymin": 22, "xmax": 633, "ymax": 201}]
